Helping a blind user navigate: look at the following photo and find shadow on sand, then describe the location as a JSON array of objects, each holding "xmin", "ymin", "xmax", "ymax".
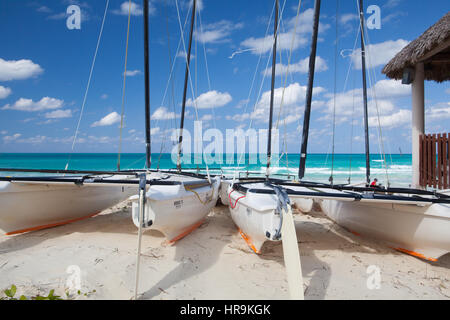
[{"xmin": 1, "ymin": 203, "xmax": 448, "ymax": 300}]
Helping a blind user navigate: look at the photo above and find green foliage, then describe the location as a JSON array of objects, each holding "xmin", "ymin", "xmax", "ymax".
[
  {"xmin": 2, "ymin": 284, "xmax": 97, "ymax": 300},
  {"xmin": 1, "ymin": 285, "xmax": 63, "ymax": 300},
  {"xmin": 4, "ymin": 285, "xmax": 16, "ymax": 298}
]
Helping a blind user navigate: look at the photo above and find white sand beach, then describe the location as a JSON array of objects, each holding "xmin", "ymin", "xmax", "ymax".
[{"xmin": 0, "ymin": 200, "xmax": 449, "ymax": 300}]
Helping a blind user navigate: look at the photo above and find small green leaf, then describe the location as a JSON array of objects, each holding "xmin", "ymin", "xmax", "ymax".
[
  {"xmin": 19, "ymin": 295, "xmax": 27, "ymax": 300},
  {"xmin": 10, "ymin": 285, "xmax": 16, "ymax": 297}
]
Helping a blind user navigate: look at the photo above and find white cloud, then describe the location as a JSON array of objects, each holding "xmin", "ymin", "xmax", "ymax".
[
  {"xmin": 340, "ymin": 13, "xmax": 358, "ymax": 25},
  {"xmin": 45, "ymin": 109, "xmax": 73, "ymax": 119},
  {"xmin": 322, "ymin": 79, "xmax": 410, "ymax": 121},
  {"xmin": 245, "ymin": 83, "xmax": 324, "ymax": 123},
  {"xmin": 226, "ymin": 113, "xmax": 250, "ymax": 122},
  {"xmin": 112, "ymin": 1, "xmax": 155, "ymax": 16},
  {"xmin": 241, "ymin": 32, "xmax": 307, "ymax": 55},
  {"xmin": 195, "ymin": 20, "xmax": 243, "ymax": 44},
  {"xmin": 445, "ymin": 88, "xmax": 450, "ymax": 95},
  {"xmin": 113, "ymin": 1, "xmax": 155, "ymax": 16},
  {"xmin": 182, "ymin": 0, "xmax": 204, "ymax": 12},
  {"xmin": 86, "ymin": 136, "xmax": 112, "ymax": 144},
  {"xmin": 240, "ymin": 9, "xmax": 330, "ymax": 55},
  {"xmin": 47, "ymin": 12, "xmax": 67, "ymax": 20},
  {"xmin": 186, "ymin": 90, "xmax": 232, "ymax": 109},
  {"xmin": 263, "ymin": 56, "xmax": 328, "ymax": 76},
  {"xmin": 372, "ymin": 79, "xmax": 410, "ymax": 98},
  {"xmin": 36, "ymin": 6, "xmax": 52, "ymax": 13},
  {"xmin": 17, "ymin": 135, "xmax": 47, "ymax": 144},
  {"xmin": 91, "ymin": 112, "xmax": 121, "ymax": 127},
  {"xmin": 200, "ymin": 114, "xmax": 213, "ymax": 121},
  {"xmin": 2, "ymin": 97, "xmax": 64, "ymax": 112},
  {"xmin": 152, "ymin": 107, "xmax": 178, "ymax": 120},
  {"xmin": 258, "ymin": 83, "xmax": 323, "ymax": 110},
  {"xmin": 176, "ymin": 51, "xmax": 196, "ymax": 60},
  {"xmin": 0, "ymin": 58, "xmax": 43, "ymax": 81},
  {"xmin": 351, "ymin": 39, "xmax": 409, "ymax": 69},
  {"xmin": 101, "ymin": 94, "xmax": 108, "ymax": 99},
  {"xmin": 124, "ymin": 70, "xmax": 141, "ymax": 77},
  {"xmin": 383, "ymin": 0, "xmax": 402, "ymax": 8},
  {"xmin": 0, "ymin": 86, "xmax": 12, "ymax": 99},
  {"xmin": 151, "ymin": 127, "xmax": 160, "ymax": 135},
  {"xmin": 0, "ymin": 130, "xmax": 6, "ymax": 135},
  {"xmin": 369, "ymin": 109, "xmax": 411, "ymax": 128},
  {"xmin": 282, "ymin": 113, "xmax": 302, "ymax": 125},
  {"xmin": 426, "ymin": 103, "xmax": 450, "ymax": 121},
  {"xmin": 2, "ymin": 133, "xmax": 21, "ymax": 143}
]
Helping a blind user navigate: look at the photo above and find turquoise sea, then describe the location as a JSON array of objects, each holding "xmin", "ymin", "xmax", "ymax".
[{"xmin": 0, "ymin": 153, "xmax": 413, "ymax": 187}]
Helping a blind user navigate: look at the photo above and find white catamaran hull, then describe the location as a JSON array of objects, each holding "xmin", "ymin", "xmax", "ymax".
[
  {"xmin": 219, "ymin": 179, "xmax": 231, "ymax": 206},
  {"xmin": 290, "ymin": 195, "xmax": 313, "ymax": 213},
  {"xmin": 320, "ymin": 196, "xmax": 450, "ymax": 261},
  {"xmin": 0, "ymin": 178, "xmax": 137, "ymax": 235},
  {"xmin": 131, "ymin": 177, "xmax": 220, "ymax": 242},
  {"xmin": 227, "ymin": 184, "xmax": 282, "ymax": 253}
]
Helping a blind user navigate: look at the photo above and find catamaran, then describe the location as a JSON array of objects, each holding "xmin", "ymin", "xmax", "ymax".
[
  {"xmin": 0, "ymin": 0, "xmax": 220, "ymax": 241},
  {"xmin": 129, "ymin": 0, "xmax": 220, "ymax": 243},
  {"xmin": 316, "ymin": 3, "xmax": 450, "ymax": 262},
  {"xmin": 226, "ymin": 0, "xmax": 450, "ymax": 263}
]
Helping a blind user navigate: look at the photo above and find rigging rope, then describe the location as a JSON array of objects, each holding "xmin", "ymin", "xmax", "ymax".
[
  {"xmin": 329, "ymin": 0, "xmax": 340, "ymax": 185},
  {"xmin": 356, "ymin": 0, "xmax": 390, "ymax": 186},
  {"xmin": 235, "ymin": 0, "xmax": 288, "ymax": 180},
  {"xmin": 117, "ymin": 0, "xmax": 133, "ymax": 171},
  {"xmin": 234, "ymin": 1, "xmax": 276, "ymax": 178},
  {"xmin": 175, "ymin": 0, "xmax": 212, "ymax": 182},
  {"xmin": 348, "ymin": 71, "xmax": 356, "ymax": 183},
  {"xmin": 65, "ymin": 0, "xmax": 110, "ymax": 171},
  {"xmin": 198, "ymin": 8, "xmax": 219, "ymax": 134},
  {"xmin": 275, "ymin": 0, "xmax": 303, "ymax": 178},
  {"xmin": 157, "ymin": 0, "xmax": 180, "ymax": 170}
]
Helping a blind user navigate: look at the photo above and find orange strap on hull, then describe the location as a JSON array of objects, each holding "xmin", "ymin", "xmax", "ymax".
[
  {"xmin": 238, "ymin": 228, "xmax": 261, "ymax": 254},
  {"xmin": 5, "ymin": 212, "xmax": 100, "ymax": 236},
  {"xmin": 167, "ymin": 219, "xmax": 205, "ymax": 244},
  {"xmin": 394, "ymin": 247, "xmax": 438, "ymax": 262}
]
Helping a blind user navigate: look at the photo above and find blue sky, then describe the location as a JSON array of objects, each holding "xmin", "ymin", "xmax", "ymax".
[{"xmin": 0, "ymin": 0, "xmax": 449, "ymax": 154}]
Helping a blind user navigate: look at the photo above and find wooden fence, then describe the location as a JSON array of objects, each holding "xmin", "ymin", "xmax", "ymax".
[{"xmin": 420, "ymin": 133, "xmax": 449, "ymax": 189}]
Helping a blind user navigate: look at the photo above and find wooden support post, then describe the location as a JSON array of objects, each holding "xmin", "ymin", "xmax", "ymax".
[{"xmin": 411, "ymin": 62, "xmax": 425, "ymax": 189}]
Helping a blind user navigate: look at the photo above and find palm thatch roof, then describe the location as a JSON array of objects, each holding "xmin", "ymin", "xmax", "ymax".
[{"xmin": 382, "ymin": 12, "xmax": 450, "ymax": 83}]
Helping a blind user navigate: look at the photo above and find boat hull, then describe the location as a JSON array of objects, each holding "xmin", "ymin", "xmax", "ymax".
[
  {"xmin": 219, "ymin": 179, "xmax": 231, "ymax": 206},
  {"xmin": 0, "ymin": 179, "xmax": 137, "ymax": 235},
  {"xmin": 320, "ymin": 198, "xmax": 450, "ymax": 261},
  {"xmin": 227, "ymin": 184, "xmax": 281, "ymax": 253},
  {"xmin": 290, "ymin": 196, "xmax": 313, "ymax": 213},
  {"xmin": 131, "ymin": 177, "xmax": 220, "ymax": 242}
]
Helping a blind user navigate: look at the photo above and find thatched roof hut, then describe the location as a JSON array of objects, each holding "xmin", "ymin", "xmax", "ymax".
[{"xmin": 382, "ymin": 12, "xmax": 450, "ymax": 83}]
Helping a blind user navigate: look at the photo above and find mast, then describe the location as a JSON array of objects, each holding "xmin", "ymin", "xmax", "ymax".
[
  {"xmin": 177, "ymin": 0, "xmax": 196, "ymax": 172},
  {"xmin": 298, "ymin": 0, "xmax": 321, "ymax": 180},
  {"xmin": 143, "ymin": 0, "xmax": 151, "ymax": 170},
  {"xmin": 358, "ymin": 0, "xmax": 370, "ymax": 184},
  {"xmin": 266, "ymin": 0, "xmax": 279, "ymax": 177}
]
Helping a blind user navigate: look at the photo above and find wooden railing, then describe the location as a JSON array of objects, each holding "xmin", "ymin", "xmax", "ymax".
[{"xmin": 420, "ymin": 133, "xmax": 449, "ymax": 189}]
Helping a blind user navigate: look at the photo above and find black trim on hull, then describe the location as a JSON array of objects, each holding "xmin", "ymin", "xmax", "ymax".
[
  {"xmin": 0, "ymin": 168, "xmax": 213, "ymax": 180},
  {"xmin": 231, "ymin": 180, "xmax": 450, "ymax": 204}
]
